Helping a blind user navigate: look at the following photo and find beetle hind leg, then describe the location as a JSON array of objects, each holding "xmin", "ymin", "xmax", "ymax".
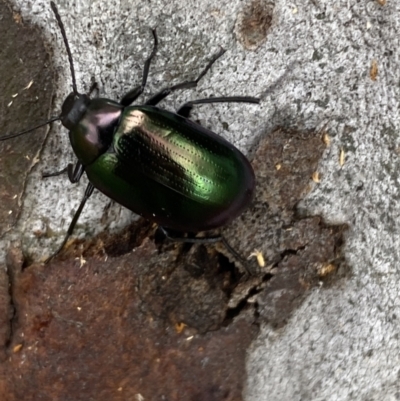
[
  {"xmin": 159, "ymin": 226, "xmax": 222, "ymax": 244},
  {"xmin": 159, "ymin": 227, "xmax": 251, "ymax": 275}
]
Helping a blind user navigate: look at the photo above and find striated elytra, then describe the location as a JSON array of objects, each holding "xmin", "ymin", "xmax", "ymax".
[
  {"xmin": 74, "ymin": 102, "xmax": 255, "ymax": 232},
  {"xmin": 1, "ymin": 2, "xmax": 259, "ymax": 262}
]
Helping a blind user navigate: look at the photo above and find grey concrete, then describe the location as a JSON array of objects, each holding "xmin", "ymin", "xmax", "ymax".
[{"xmin": 5, "ymin": 0, "xmax": 400, "ymax": 399}]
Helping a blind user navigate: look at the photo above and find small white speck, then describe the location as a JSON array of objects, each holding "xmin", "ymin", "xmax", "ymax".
[
  {"xmin": 248, "ymin": 249, "xmax": 265, "ymax": 267},
  {"xmin": 24, "ymin": 80, "xmax": 34, "ymax": 90}
]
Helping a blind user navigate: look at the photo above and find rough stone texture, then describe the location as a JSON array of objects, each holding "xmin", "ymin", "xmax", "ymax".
[
  {"xmin": 0, "ymin": 265, "xmax": 12, "ymax": 363},
  {"xmin": 235, "ymin": 0, "xmax": 275, "ymax": 50},
  {"xmin": 222, "ymin": 128, "xmax": 347, "ymax": 327},
  {"xmin": 0, "ymin": 0, "xmax": 54, "ymax": 238},
  {"xmin": 0, "ymin": 126, "xmax": 347, "ymax": 400},
  {"xmin": 2, "ymin": 0, "xmax": 400, "ymax": 400},
  {"xmin": 0, "ymin": 245, "xmax": 256, "ymax": 401}
]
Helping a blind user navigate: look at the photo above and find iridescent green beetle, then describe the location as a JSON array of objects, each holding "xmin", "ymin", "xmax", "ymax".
[{"xmin": 1, "ymin": 2, "xmax": 259, "ymax": 260}]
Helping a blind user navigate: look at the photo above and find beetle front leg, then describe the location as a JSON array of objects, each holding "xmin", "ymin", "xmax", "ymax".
[
  {"xmin": 145, "ymin": 48, "xmax": 226, "ymax": 106},
  {"xmin": 42, "ymin": 161, "xmax": 84, "ymax": 184},
  {"xmin": 45, "ymin": 182, "xmax": 95, "ymax": 263},
  {"xmin": 119, "ymin": 29, "xmax": 158, "ymax": 106},
  {"xmin": 42, "ymin": 166, "xmax": 68, "ymax": 178}
]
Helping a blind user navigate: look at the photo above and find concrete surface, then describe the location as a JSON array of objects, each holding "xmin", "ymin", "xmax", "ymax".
[{"xmin": 2, "ymin": 0, "xmax": 400, "ymax": 400}]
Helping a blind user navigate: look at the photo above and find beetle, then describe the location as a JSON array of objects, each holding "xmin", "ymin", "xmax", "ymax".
[{"xmin": 1, "ymin": 2, "xmax": 259, "ymax": 264}]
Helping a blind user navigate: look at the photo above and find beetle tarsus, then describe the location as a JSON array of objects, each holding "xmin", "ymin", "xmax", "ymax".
[
  {"xmin": 42, "ymin": 166, "xmax": 68, "ymax": 178},
  {"xmin": 220, "ymin": 236, "xmax": 252, "ymax": 276}
]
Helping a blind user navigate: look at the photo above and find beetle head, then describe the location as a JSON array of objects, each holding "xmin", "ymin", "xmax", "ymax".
[{"xmin": 61, "ymin": 92, "xmax": 91, "ymax": 130}]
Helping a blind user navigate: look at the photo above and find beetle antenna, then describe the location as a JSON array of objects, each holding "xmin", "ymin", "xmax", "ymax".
[
  {"xmin": 50, "ymin": 1, "xmax": 78, "ymax": 95},
  {"xmin": 0, "ymin": 116, "xmax": 60, "ymax": 141}
]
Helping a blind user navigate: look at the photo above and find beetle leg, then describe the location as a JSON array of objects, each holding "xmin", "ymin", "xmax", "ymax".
[
  {"xmin": 220, "ymin": 237, "xmax": 251, "ymax": 276},
  {"xmin": 42, "ymin": 166, "xmax": 68, "ymax": 178},
  {"xmin": 177, "ymin": 96, "xmax": 260, "ymax": 118},
  {"xmin": 67, "ymin": 161, "xmax": 85, "ymax": 183},
  {"xmin": 159, "ymin": 226, "xmax": 222, "ymax": 244},
  {"xmin": 145, "ymin": 48, "xmax": 226, "ymax": 106},
  {"xmin": 42, "ymin": 161, "xmax": 84, "ymax": 183},
  {"xmin": 87, "ymin": 80, "xmax": 99, "ymax": 98},
  {"xmin": 45, "ymin": 183, "xmax": 95, "ymax": 263},
  {"xmin": 159, "ymin": 227, "xmax": 251, "ymax": 275},
  {"xmin": 120, "ymin": 29, "xmax": 158, "ymax": 106}
]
